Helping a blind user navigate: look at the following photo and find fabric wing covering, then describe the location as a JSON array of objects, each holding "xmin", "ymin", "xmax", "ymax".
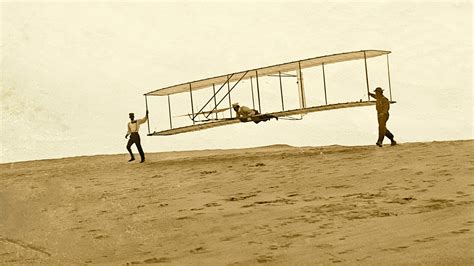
[{"xmin": 145, "ymin": 50, "xmax": 390, "ymax": 96}]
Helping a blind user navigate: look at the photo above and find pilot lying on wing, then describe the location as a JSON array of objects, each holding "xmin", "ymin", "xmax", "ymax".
[{"xmin": 232, "ymin": 103, "xmax": 278, "ymax": 124}]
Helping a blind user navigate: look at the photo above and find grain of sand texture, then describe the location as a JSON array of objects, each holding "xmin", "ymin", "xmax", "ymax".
[{"xmin": 1, "ymin": 140, "xmax": 473, "ymax": 265}]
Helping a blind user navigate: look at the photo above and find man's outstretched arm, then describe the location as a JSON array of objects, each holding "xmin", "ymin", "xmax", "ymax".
[{"xmin": 137, "ymin": 110, "xmax": 149, "ymax": 125}]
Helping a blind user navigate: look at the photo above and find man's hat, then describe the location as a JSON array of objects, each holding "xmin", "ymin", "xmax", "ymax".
[
  {"xmin": 374, "ymin": 87, "xmax": 384, "ymax": 93},
  {"xmin": 129, "ymin": 112, "xmax": 135, "ymax": 116},
  {"xmin": 232, "ymin": 103, "xmax": 239, "ymax": 107}
]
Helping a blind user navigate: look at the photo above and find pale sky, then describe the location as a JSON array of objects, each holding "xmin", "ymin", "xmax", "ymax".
[{"xmin": 1, "ymin": 1, "xmax": 472, "ymax": 163}]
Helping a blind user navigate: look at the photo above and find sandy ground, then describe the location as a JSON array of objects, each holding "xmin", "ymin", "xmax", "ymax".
[{"xmin": 0, "ymin": 140, "xmax": 473, "ymax": 265}]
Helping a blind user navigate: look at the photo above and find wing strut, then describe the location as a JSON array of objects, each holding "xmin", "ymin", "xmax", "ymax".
[
  {"xmin": 322, "ymin": 63, "xmax": 328, "ymax": 105},
  {"xmin": 256, "ymin": 70, "xmax": 262, "ymax": 113},
  {"xmin": 363, "ymin": 51, "xmax": 370, "ymax": 101},
  {"xmin": 189, "ymin": 83, "xmax": 195, "ymax": 124},
  {"xmin": 386, "ymin": 54, "xmax": 393, "ymax": 101},
  {"xmin": 145, "ymin": 95, "xmax": 151, "ymax": 135},
  {"xmin": 250, "ymin": 77, "xmax": 256, "ymax": 110},
  {"xmin": 278, "ymin": 71, "xmax": 285, "ymax": 110},
  {"xmin": 297, "ymin": 62, "xmax": 306, "ymax": 108},
  {"xmin": 227, "ymin": 75, "xmax": 233, "ymax": 118},
  {"xmin": 167, "ymin": 95, "xmax": 173, "ymax": 129},
  {"xmin": 212, "ymin": 84, "xmax": 218, "ymax": 120}
]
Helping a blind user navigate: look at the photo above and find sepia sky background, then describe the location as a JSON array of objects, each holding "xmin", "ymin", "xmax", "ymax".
[{"xmin": 1, "ymin": 1, "xmax": 472, "ymax": 163}]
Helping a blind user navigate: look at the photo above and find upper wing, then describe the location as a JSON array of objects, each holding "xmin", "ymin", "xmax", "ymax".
[{"xmin": 145, "ymin": 50, "xmax": 390, "ymax": 96}]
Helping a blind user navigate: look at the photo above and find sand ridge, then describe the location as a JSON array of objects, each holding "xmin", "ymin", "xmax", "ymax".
[{"xmin": 0, "ymin": 140, "xmax": 473, "ymax": 264}]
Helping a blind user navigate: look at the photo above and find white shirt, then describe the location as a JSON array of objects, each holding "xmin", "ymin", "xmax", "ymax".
[
  {"xmin": 127, "ymin": 116, "xmax": 148, "ymax": 134},
  {"xmin": 236, "ymin": 106, "xmax": 257, "ymax": 118}
]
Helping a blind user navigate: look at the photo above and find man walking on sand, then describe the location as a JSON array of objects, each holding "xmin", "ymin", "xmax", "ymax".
[
  {"xmin": 125, "ymin": 111, "xmax": 148, "ymax": 163},
  {"xmin": 369, "ymin": 87, "xmax": 397, "ymax": 147}
]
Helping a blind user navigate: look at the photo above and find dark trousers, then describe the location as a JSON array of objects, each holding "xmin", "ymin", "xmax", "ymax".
[
  {"xmin": 127, "ymin": 133, "xmax": 145, "ymax": 160},
  {"xmin": 377, "ymin": 113, "xmax": 394, "ymax": 144}
]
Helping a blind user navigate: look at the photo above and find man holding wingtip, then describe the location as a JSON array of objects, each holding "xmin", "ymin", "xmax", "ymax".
[
  {"xmin": 369, "ymin": 87, "xmax": 397, "ymax": 147},
  {"xmin": 125, "ymin": 110, "xmax": 148, "ymax": 163}
]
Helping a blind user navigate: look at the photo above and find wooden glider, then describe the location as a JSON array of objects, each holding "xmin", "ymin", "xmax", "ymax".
[{"xmin": 143, "ymin": 50, "xmax": 395, "ymax": 136}]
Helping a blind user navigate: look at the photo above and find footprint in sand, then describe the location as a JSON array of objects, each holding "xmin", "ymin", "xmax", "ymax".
[
  {"xmin": 326, "ymin": 252, "xmax": 343, "ymax": 263},
  {"xmin": 315, "ymin": 243, "xmax": 333, "ymax": 249},
  {"xmin": 329, "ymin": 257, "xmax": 343, "ymax": 263},
  {"xmin": 242, "ymin": 198, "xmax": 296, "ymax": 208},
  {"xmin": 383, "ymin": 246, "xmax": 409, "ymax": 252},
  {"xmin": 225, "ymin": 194, "xmax": 257, "ymax": 201},
  {"xmin": 204, "ymin": 202, "xmax": 221, "ymax": 207},
  {"xmin": 127, "ymin": 257, "xmax": 171, "ymax": 264},
  {"xmin": 435, "ymin": 168, "xmax": 451, "ymax": 175},
  {"xmin": 220, "ymin": 235, "xmax": 238, "ymax": 241},
  {"xmin": 144, "ymin": 257, "xmax": 171, "ymax": 263},
  {"xmin": 269, "ymin": 244, "xmax": 279, "ymax": 250},
  {"xmin": 256, "ymin": 254, "xmax": 273, "ymax": 263},
  {"xmin": 326, "ymin": 185, "xmax": 353, "ymax": 189},
  {"xmin": 450, "ymin": 228, "xmax": 470, "ymax": 234},
  {"xmin": 414, "ymin": 236, "xmax": 436, "ymax": 243},
  {"xmin": 463, "ymin": 221, "xmax": 474, "ymax": 226},
  {"xmin": 385, "ymin": 196, "xmax": 416, "ymax": 204},
  {"xmin": 338, "ymin": 249, "xmax": 353, "ymax": 255},
  {"xmin": 176, "ymin": 216, "xmax": 193, "ymax": 220},
  {"xmin": 455, "ymin": 191, "xmax": 470, "ymax": 198},
  {"xmin": 95, "ymin": 210, "xmax": 108, "ymax": 216},
  {"xmin": 190, "ymin": 246, "xmax": 208, "ymax": 254},
  {"xmin": 282, "ymin": 233, "xmax": 303, "ymax": 239},
  {"xmin": 411, "ymin": 198, "xmax": 456, "ymax": 213},
  {"xmin": 200, "ymin": 170, "xmax": 217, "ymax": 175}
]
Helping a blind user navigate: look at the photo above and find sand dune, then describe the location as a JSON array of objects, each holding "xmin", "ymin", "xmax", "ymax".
[{"xmin": 0, "ymin": 140, "xmax": 473, "ymax": 265}]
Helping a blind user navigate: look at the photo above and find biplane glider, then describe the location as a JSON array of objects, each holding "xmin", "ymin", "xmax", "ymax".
[{"xmin": 143, "ymin": 50, "xmax": 395, "ymax": 136}]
